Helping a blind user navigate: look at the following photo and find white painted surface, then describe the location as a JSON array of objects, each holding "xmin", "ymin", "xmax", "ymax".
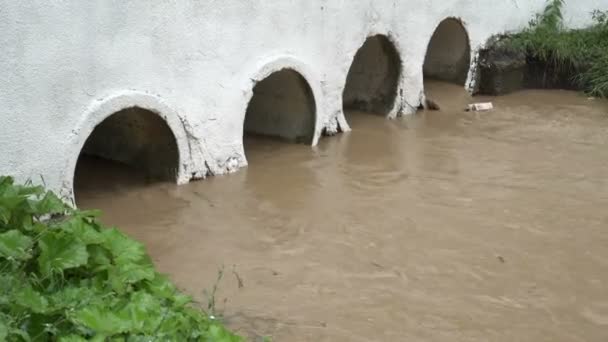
[{"xmin": 0, "ymin": 0, "xmax": 604, "ymax": 198}]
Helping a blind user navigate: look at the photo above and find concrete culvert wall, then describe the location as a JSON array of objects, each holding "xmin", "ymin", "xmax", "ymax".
[
  {"xmin": 1, "ymin": 0, "xmax": 602, "ymax": 196},
  {"xmin": 423, "ymin": 18, "xmax": 471, "ymax": 84},
  {"xmin": 244, "ymin": 69, "xmax": 316, "ymax": 144},
  {"xmin": 342, "ymin": 35, "xmax": 401, "ymax": 115},
  {"xmin": 79, "ymin": 107, "xmax": 180, "ymax": 180}
]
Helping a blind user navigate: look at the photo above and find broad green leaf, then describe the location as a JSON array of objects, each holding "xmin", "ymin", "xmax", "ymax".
[
  {"xmin": 101, "ymin": 228, "xmax": 146, "ymax": 264},
  {"xmin": 21, "ymin": 313, "xmax": 62, "ymax": 340},
  {"xmin": 19, "ymin": 213, "xmax": 35, "ymax": 231},
  {"xmin": 0, "ymin": 312, "xmax": 29, "ymax": 341},
  {"xmin": 13, "ymin": 182, "xmax": 44, "ymax": 197},
  {"xmin": 49, "ymin": 286, "xmax": 99, "ymax": 311},
  {"xmin": 173, "ymin": 293, "xmax": 192, "ymax": 308},
  {"xmin": 145, "ymin": 274, "xmax": 178, "ymax": 299},
  {"xmin": 75, "ymin": 209, "xmax": 102, "ymax": 219},
  {"xmin": 58, "ymin": 335, "xmax": 87, "ymax": 342},
  {"xmin": 120, "ymin": 292, "xmax": 163, "ymax": 333},
  {"xmin": 0, "ymin": 207, "xmax": 10, "ymax": 227},
  {"xmin": 31, "ymin": 222, "xmax": 50, "ymax": 235},
  {"xmin": 109, "ymin": 337, "xmax": 126, "ymax": 342},
  {"xmin": 88, "ymin": 245, "xmax": 111, "ymax": 268},
  {"xmin": 108, "ymin": 262, "xmax": 155, "ymax": 294},
  {"xmin": 0, "ymin": 273, "xmax": 19, "ymax": 306},
  {"xmin": 14, "ymin": 286, "xmax": 49, "ymax": 314},
  {"xmin": 0, "ymin": 319, "xmax": 7, "ymax": 341},
  {"xmin": 29, "ymin": 191, "xmax": 66, "ymax": 216},
  {"xmin": 59, "ymin": 218, "xmax": 105, "ymax": 245},
  {"xmin": 207, "ymin": 323, "xmax": 243, "ymax": 342},
  {"xmin": 8, "ymin": 328, "xmax": 31, "ymax": 342},
  {"xmin": 0, "ymin": 191, "xmax": 27, "ymax": 212},
  {"xmin": 71, "ymin": 306, "xmax": 131, "ymax": 335},
  {"xmin": 38, "ymin": 232, "xmax": 88, "ymax": 276},
  {"xmin": 0, "ymin": 175, "xmax": 13, "ymax": 188},
  {"xmin": 0, "ymin": 229, "xmax": 33, "ymax": 260},
  {"xmin": 90, "ymin": 335, "xmax": 107, "ymax": 342},
  {"xmin": 0, "ymin": 177, "xmax": 242, "ymax": 340},
  {"xmin": 0, "ymin": 193, "xmax": 28, "ymax": 224},
  {"xmin": 0, "ymin": 290, "xmax": 8, "ymax": 307}
]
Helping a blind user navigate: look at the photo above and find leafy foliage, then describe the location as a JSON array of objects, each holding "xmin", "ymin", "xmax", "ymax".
[
  {"xmin": 0, "ymin": 176, "xmax": 242, "ymax": 341},
  {"xmin": 505, "ymin": 1, "xmax": 608, "ymax": 97},
  {"xmin": 538, "ymin": 0, "xmax": 565, "ymax": 31}
]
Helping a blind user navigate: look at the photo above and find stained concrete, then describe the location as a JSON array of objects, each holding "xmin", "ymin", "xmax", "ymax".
[
  {"xmin": 423, "ymin": 18, "xmax": 471, "ymax": 84},
  {"xmin": 476, "ymin": 37, "xmax": 528, "ymax": 95},
  {"xmin": 0, "ymin": 0, "xmax": 604, "ymax": 199},
  {"xmin": 244, "ymin": 69, "xmax": 316, "ymax": 144},
  {"xmin": 343, "ymin": 35, "xmax": 401, "ymax": 116}
]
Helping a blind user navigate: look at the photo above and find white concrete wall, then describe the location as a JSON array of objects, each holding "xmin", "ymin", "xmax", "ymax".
[{"xmin": 0, "ymin": 0, "xmax": 604, "ymax": 198}]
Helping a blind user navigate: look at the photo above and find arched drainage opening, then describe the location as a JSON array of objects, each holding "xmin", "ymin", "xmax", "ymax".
[
  {"xmin": 74, "ymin": 107, "xmax": 179, "ymax": 200},
  {"xmin": 423, "ymin": 18, "xmax": 471, "ymax": 85},
  {"xmin": 342, "ymin": 35, "xmax": 401, "ymax": 120},
  {"xmin": 243, "ymin": 69, "xmax": 316, "ymax": 155}
]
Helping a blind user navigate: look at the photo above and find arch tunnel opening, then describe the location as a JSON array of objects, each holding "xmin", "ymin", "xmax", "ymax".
[
  {"xmin": 423, "ymin": 18, "xmax": 471, "ymax": 86},
  {"xmin": 74, "ymin": 107, "xmax": 180, "ymax": 202},
  {"xmin": 243, "ymin": 68, "xmax": 316, "ymax": 158},
  {"xmin": 342, "ymin": 35, "xmax": 401, "ymax": 122}
]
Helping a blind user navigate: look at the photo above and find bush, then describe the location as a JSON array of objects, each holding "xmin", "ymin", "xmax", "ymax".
[
  {"xmin": 0, "ymin": 176, "xmax": 242, "ymax": 341},
  {"xmin": 506, "ymin": 0, "xmax": 608, "ymax": 97}
]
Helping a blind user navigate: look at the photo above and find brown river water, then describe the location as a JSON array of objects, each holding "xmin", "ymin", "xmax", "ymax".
[{"xmin": 75, "ymin": 81, "xmax": 608, "ymax": 341}]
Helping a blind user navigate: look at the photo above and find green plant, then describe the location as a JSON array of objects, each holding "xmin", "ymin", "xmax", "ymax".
[
  {"xmin": 203, "ymin": 266, "xmax": 225, "ymax": 319},
  {"xmin": 504, "ymin": 1, "xmax": 608, "ymax": 97},
  {"xmin": 0, "ymin": 176, "xmax": 242, "ymax": 341},
  {"xmin": 579, "ymin": 54, "xmax": 608, "ymax": 97},
  {"xmin": 201, "ymin": 265, "xmax": 245, "ymax": 323},
  {"xmin": 592, "ymin": 9, "xmax": 608, "ymax": 26},
  {"xmin": 540, "ymin": 0, "xmax": 565, "ymax": 30}
]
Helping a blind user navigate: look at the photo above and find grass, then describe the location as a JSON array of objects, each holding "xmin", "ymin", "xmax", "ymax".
[{"xmin": 504, "ymin": 0, "xmax": 608, "ymax": 97}]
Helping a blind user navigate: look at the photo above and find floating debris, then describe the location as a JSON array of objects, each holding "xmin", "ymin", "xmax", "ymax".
[{"xmin": 466, "ymin": 102, "xmax": 494, "ymax": 112}]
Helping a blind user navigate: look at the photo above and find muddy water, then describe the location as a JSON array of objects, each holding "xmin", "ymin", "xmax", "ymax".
[{"xmin": 76, "ymin": 81, "xmax": 608, "ymax": 342}]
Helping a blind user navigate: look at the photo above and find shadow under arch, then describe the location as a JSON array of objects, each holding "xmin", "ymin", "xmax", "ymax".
[
  {"xmin": 238, "ymin": 55, "xmax": 323, "ymax": 164},
  {"xmin": 342, "ymin": 34, "xmax": 403, "ymax": 121},
  {"xmin": 423, "ymin": 17, "xmax": 472, "ymax": 85},
  {"xmin": 64, "ymin": 91, "xmax": 194, "ymax": 203}
]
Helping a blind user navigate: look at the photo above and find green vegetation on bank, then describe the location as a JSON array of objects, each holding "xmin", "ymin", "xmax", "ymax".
[
  {"xmin": 505, "ymin": 0, "xmax": 608, "ymax": 97},
  {"xmin": 0, "ymin": 176, "xmax": 242, "ymax": 341}
]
